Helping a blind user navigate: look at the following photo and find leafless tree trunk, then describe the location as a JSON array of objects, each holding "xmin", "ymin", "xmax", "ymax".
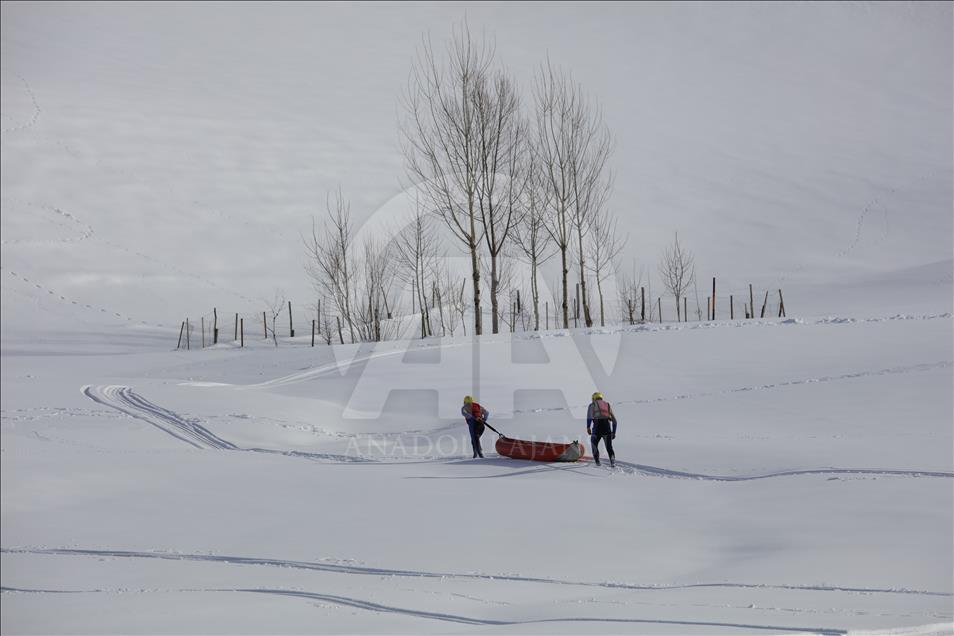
[
  {"xmin": 473, "ymin": 72, "xmax": 528, "ymax": 334},
  {"xmin": 513, "ymin": 159, "xmax": 554, "ymax": 331},
  {"xmin": 658, "ymin": 232, "xmax": 696, "ymax": 322},
  {"xmin": 534, "ymin": 60, "xmax": 613, "ymax": 329},
  {"xmin": 304, "ymin": 188, "xmax": 357, "ymax": 343},
  {"xmin": 264, "ymin": 290, "xmax": 285, "ymax": 348},
  {"xmin": 587, "ymin": 208, "xmax": 626, "ymax": 327},
  {"xmin": 402, "ymin": 25, "xmax": 492, "ymax": 336},
  {"xmin": 394, "ymin": 204, "xmax": 439, "ymax": 340}
]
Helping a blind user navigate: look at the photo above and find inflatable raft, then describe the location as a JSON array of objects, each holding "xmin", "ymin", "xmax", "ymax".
[{"xmin": 495, "ymin": 436, "xmax": 585, "ymax": 462}]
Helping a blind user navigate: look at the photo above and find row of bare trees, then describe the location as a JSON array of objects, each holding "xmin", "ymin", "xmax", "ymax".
[{"xmin": 402, "ymin": 25, "xmax": 621, "ymax": 336}]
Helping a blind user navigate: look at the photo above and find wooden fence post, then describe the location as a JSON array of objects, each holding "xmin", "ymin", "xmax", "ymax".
[
  {"xmin": 730, "ymin": 295, "xmax": 734, "ymax": 320},
  {"xmin": 263, "ymin": 311, "xmax": 267, "ymax": 339},
  {"xmin": 545, "ymin": 301, "xmax": 549, "ymax": 330},
  {"xmin": 240, "ymin": 318, "xmax": 244, "ymax": 347},
  {"xmin": 641, "ymin": 287, "xmax": 646, "ymax": 322},
  {"xmin": 575, "ymin": 283, "xmax": 580, "ymax": 321},
  {"xmin": 778, "ymin": 289, "xmax": 786, "ymax": 317},
  {"xmin": 311, "ymin": 319, "xmax": 316, "ymax": 346},
  {"xmin": 288, "ymin": 301, "xmax": 294, "ymax": 337},
  {"xmin": 186, "ymin": 318, "xmax": 190, "ymax": 350},
  {"xmin": 683, "ymin": 297, "xmax": 688, "ymax": 322},
  {"xmin": 234, "ymin": 313, "xmax": 238, "ymax": 342},
  {"xmin": 213, "ymin": 308, "xmax": 218, "ymax": 344},
  {"xmin": 176, "ymin": 321, "xmax": 185, "ymax": 349},
  {"xmin": 657, "ymin": 297, "xmax": 662, "ymax": 323},
  {"xmin": 201, "ymin": 316, "xmax": 205, "ymax": 348},
  {"xmin": 712, "ymin": 277, "xmax": 716, "ymax": 320},
  {"xmin": 760, "ymin": 290, "xmax": 769, "ymax": 318},
  {"xmin": 749, "ymin": 284, "xmax": 754, "ymax": 320}
]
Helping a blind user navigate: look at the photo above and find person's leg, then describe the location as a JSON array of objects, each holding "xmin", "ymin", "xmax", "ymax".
[
  {"xmin": 469, "ymin": 423, "xmax": 480, "ymax": 458},
  {"xmin": 605, "ymin": 433, "xmax": 615, "ymax": 465},
  {"xmin": 590, "ymin": 434, "xmax": 601, "ymax": 464},
  {"xmin": 475, "ymin": 427, "xmax": 483, "ymax": 457}
]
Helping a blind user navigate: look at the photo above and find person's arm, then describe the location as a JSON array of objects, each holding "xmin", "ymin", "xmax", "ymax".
[
  {"xmin": 586, "ymin": 403, "xmax": 593, "ymax": 435},
  {"xmin": 461, "ymin": 405, "xmax": 471, "ymax": 421},
  {"xmin": 481, "ymin": 406, "xmax": 489, "ymax": 420},
  {"xmin": 610, "ymin": 405, "xmax": 618, "ymax": 436}
]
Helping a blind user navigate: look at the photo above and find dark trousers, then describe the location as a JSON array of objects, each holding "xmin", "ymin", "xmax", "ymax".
[
  {"xmin": 468, "ymin": 421, "xmax": 484, "ymax": 457},
  {"xmin": 591, "ymin": 420, "xmax": 615, "ymax": 463}
]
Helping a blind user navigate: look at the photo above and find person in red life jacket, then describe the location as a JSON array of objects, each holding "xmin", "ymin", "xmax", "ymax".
[
  {"xmin": 462, "ymin": 395, "xmax": 489, "ymax": 458},
  {"xmin": 587, "ymin": 391, "xmax": 618, "ymax": 467}
]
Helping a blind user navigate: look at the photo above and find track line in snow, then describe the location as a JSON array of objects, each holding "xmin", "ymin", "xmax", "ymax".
[
  {"xmin": 2, "ymin": 268, "xmax": 169, "ymax": 328},
  {"xmin": 0, "ymin": 586, "xmax": 850, "ymax": 634},
  {"xmin": 0, "ymin": 198, "xmax": 94, "ymax": 246},
  {"xmin": 80, "ymin": 385, "xmax": 370, "ymax": 462},
  {"xmin": 605, "ymin": 461, "xmax": 953, "ymax": 482},
  {"xmin": 4, "ymin": 548, "xmax": 949, "ymax": 599},
  {"xmin": 0, "ymin": 70, "xmax": 41, "ymax": 134},
  {"xmin": 514, "ymin": 360, "xmax": 954, "ymax": 416},
  {"xmin": 244, "ymin": 313, "xmax": 952, "ymax": 390}
]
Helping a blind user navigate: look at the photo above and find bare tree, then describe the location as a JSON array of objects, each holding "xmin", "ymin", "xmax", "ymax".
[
  {"xmin": 402, "ymin": 25, "xmax": 492, "ymax": 336},
  {"xmin": 534, "ymin": 60, "xmax": 613, "ymax": 329},
  {"xmin": 394, "ymin": 204, "xmax": 439, "ymax": 339},
  {"xmin": 305, "ymin": 188, "xmax": 357, "ymax": 343},
  {"xmin": 658, "ymin": 232, "xmax": 695, "ymax": 322},
  {"xmin": 354, "ymin": 236, "xmax": 396, "ymax": 342},
  {"xmin": 513, "ymin": 159, "xmax": 554, "ymax": 331},
  {"xmin": 473, "ymin": 71, "xmax": 528, "ymax": 334},
  {"xmin": 264, "ymin": 290, "xmax": 286, "ymax": 347},
  {"xmin": 587, "ymin": 208, "xmax": 626, "ymax": 327}
]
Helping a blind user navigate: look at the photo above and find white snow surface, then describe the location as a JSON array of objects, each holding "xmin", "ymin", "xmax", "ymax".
[{"xmin": 1, "ymin": 2, "xmax": 952, "ymax": 635}]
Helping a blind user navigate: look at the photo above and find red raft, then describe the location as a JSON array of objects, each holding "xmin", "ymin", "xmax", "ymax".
[{"xmin": 495, "ymin": 436, "xmax": 585, "ymax": 462}]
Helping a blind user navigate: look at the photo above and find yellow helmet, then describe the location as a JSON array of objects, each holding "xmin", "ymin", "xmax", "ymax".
[
  {"xmin": 592, "ymin": 392, "xmax": 603, "ymax": 401},
  {"xmin": 463, "ymin": 395, "xmax": 474, "ymax": 405}
]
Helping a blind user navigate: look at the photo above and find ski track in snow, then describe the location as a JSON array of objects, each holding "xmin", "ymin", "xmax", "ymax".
[
  {"xmin": 80, "ymin": 385, "xmax": 954, "ymax": 481},
  {"xmin": 80, "ymin": 385, "xmax": 370, "ymax": 462},
  {"xmin": 0, "ymin": 585, "xmax": 856, "ymax": 634}
]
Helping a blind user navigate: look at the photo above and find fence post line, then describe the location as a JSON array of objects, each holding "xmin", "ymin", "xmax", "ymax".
[
  {"xmin": 288, "ymin": 301, "xmax": 294, "ymax": 337},
  {"xmin": 641, "ymin": 287, "xmax": 645, "ymax": 322},
  {"xmin": 760, "ymin": 290, "xmax": 769, "ymax": 318},
  {"xmin": 712, "ymin": 277, "xmax": 716, "ymax": 321},
  {"xmin": 683, "ymin": 297, "xmax": 687, "ymax": 322},
  {"xmin": 778, "ymin": 289, "xmax": 786, "ymax": 317},
  {"xmin": 657, "ymin": 297, "xmax": 662, "ymax": 323},
  {"xmin": 263, "ymin": 311, "xmax": 267, "ymax": 339},
  {"xmin": 201, "ymin": 316, "xmax": 205, "ymax": 348},
  {"xmin": 749, "ymin": 284, "xmax": 754, "ymax": 320},
  {"xmin": 186, "ymin": 318, "xmax": 191, "ymax": 350},
  {"xmin": 240, "ymin": 318, "xmax": 244, "ymax": 347},
  {"xmin": 213, "ymin": 307, "xmax": 218, "ymax": 345},
  {"xmin": 311, "ymin": 319, "xmax": 315, "ymax": 347},
  {"xmin": 730, "ymin": 295, "xmax": 734, "ymax": 320},
  {"xmin": 176, "ymin": 321, "xmax": 185, "ymax": 349}
]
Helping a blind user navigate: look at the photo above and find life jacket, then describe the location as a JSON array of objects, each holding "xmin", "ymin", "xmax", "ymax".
[
  {"xmin": 471, "ymin": 402, "xmax": 483, "ymax": 421},
  {"xmin": 593, "ymin": 398, "xmax": 611, "ymax": 419}
]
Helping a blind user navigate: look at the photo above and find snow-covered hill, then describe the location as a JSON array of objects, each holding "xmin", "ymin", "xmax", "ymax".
[{"xmin": 1, "ymin": 2, "xmax": 951, "ymax": 634}]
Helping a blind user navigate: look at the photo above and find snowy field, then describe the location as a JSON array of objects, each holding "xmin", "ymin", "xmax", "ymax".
[{"xmin": 2, "ymin": 2, "xmax": 952, "ymax": 635}]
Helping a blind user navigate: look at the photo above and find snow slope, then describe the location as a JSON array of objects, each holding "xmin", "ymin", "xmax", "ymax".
[{"xmin": 2, "ymin": 2, "xmax": 952, "ymax": 634}]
